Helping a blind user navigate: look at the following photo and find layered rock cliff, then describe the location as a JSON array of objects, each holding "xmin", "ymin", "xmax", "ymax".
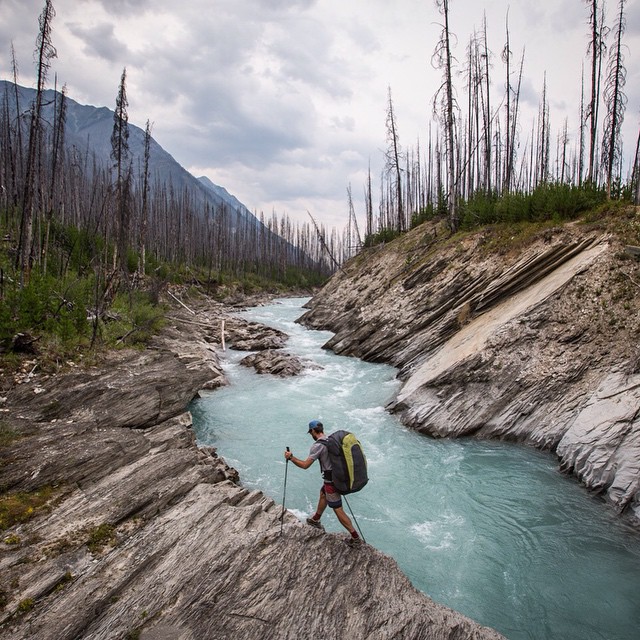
[
  {"xmin": 0, "ymin": 299, "xmax": 504, "ymax": 639},
  {"xmin": 299, "ymin": 214, "xmax": 640, "ymax": 525}
]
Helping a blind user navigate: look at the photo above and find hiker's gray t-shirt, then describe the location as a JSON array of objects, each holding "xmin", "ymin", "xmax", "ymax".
[{"xmin": 309, "ymin": 437, "xmax": 331, "ymax": 475}]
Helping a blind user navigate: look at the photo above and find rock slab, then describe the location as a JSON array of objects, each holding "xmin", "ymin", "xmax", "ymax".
[{"xmin": 0, "ymin": 303, "xmax": 504, "ymax": 640}]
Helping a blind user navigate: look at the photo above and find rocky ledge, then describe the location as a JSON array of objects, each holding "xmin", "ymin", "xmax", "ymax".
[
  {"xmin": 0, "ymin": 297, "xmax": 503, "ymax": 639},
  {"xmin": 299, "ymin": 217, "xmax": 640, "ymax": 526}
]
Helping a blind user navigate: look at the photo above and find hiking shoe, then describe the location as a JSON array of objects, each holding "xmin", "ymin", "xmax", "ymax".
[
  {"xmin": 306, "ymin": 517, "xmax": 324, "ymax": 530},
  {"xmin": 346, "ymin": 536, "xmax": 363, "ymax": 547}
]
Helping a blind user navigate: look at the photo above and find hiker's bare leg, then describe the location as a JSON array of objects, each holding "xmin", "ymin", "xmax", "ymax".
[
  {"xmin": 315, "ymin": 490, "xmax": 327, "ymax": 518},
  {"xmin": 333, "ymin": 505, "xmax": 355, "ymax": 534}
]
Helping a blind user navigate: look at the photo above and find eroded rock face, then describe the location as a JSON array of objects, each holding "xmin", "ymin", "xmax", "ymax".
[
  {"xmin": 299, "ymin": 221, "xmax": 640, "ymax": 525},
  {"xmin": 0, "ymin": 301, "xmax": 504, "ymax": 640}
]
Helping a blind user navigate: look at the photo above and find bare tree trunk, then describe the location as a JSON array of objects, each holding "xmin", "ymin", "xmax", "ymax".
[
  {"xmin": 385, "ymin": 86, "xmax": 404, "ymax": 232},
  {"xmin": 139, "ymin": 119, "xmax": 152, "ymax": 278},
  {"xmin": 16, "ymin": 0, "xmax": 56, "ymax": 285},
  {"xmin": 586, "ymin": 0, "xmax": 608, "ymax": 184},
  {"xmin": 43, "ymin": 79, "xmax": 66, "ymax": 276},
  {"xmin": 502, "ymin": 11, "xmax": 511, "ymax": 193},
  {"xmin": 365, "ymin": 161, "xmax": 373, "ymax": 239},
  {"xmin": 433, "ymin": 0, "xmax": 458, "ymax": 230},
  {"xmin": 602, "ymin": 0, "xmax": 627, "ymax": 199},
  {"xmin": 560, "ymin": 118, "xmax": 568, "ymax": 184},
  {"xmin": 537, "ymin": 74, "xmax": 550, "ymax": 185},
  {"xmin": 9, "ymin": 45, "xmax": 24, "ymax": 209},
  {"xmin": 482, "ymin": 13, "xmax": 491, "ymax": 194},
  {"xmin": 632, "ymin": 128, "xmax": 640, "ymax": 205},
  {"xmin": 508, "ymin": 48, "xmax": 525, "ymax": 190},
  {"xmin": 579, "ymin": 64, "xmax": 586, "ymax": 185}
]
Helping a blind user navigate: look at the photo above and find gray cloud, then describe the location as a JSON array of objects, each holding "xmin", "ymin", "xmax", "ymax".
[
  {"xmin": 1, "ymin": 0, "xmax": 639, "ymax": 230},
  {"xmin": 67, "ymin": 21, "xmax": 130, "ymax": 62},
  {"xmin": 88, "ymin": 0, "xmax": 153, "ymax": 17}
]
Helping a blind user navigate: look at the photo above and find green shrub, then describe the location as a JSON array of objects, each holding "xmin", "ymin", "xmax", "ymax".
[
  {"xmin": 0, "ymin": 487, "xmax": 55, "ymax": 531},
  {"xmin": 99, "ymin": 290, "xmax": 165, "ymax": 347},
  {"xmin": 0, "ymin": 272, "xmax": 92, "ymax": 353},
  {"xmin": 87, "ymin": 523, "xmax": 116, "ymax": 553},
  {"xmin": 17, "ymin": 598, "xmax": 34, "ymax": 614},
  {"xmin": 459, "ymin": 183, "xmax": 607, "ymax": 230},
  {"xmin": 364, "ymin": 227, "xmax": 403, "ymax": 247}
]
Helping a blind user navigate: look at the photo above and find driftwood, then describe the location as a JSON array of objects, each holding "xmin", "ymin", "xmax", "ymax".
[{"xmin": 167, "ymin": 290, "xmax": 196, "ymax": 315}]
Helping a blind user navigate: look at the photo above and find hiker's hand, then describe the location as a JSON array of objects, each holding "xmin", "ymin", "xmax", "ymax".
[{"xmin": 285, "ymin": 450, "xmax": 293, "ymax": 461}]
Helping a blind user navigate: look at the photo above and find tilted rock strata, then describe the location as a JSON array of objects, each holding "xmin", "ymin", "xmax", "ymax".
[
  {"xmin": 299, "ymin": 221, "xmax": 640, "ymax": 524},
  {"xmin": 0, "ymin": 303, "xmax": 504, "ymax": 640},
  {"xmin": 3, "ymin": 483, "xmax": 504, "ymax": 640}
]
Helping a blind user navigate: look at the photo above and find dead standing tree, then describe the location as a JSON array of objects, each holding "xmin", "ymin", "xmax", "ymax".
[
  {"xmin": 138, "ymin": 119, "xmax": 152, "ymax": 278},
  {"xmin": 632, "ymin": 129, "xmax": 640, "ymax": 205},
  {"xmin": 385, "ymin": 86, "xmax": 405, "ymax": 232},
  {"xmin": 16, "ymin": 0, "xmax": 56, "ymax": 286},
  {"xmin": 364, "ymin": 161, "xmax": 374, "ymax": 240},
  {"xmin": 433, "ymin": 0, "xmax": 459, "ymax": 232},
  {"xmin": 502, "ymin": 11, "xmax": 525, "ymax": 195},
  {"xmin": 43, "ymin": 80, "xmax": 66, "ymax": 276},
  {"xmin": 585, "ymin": 0, "xmax": 609, "ymax": 185},
  {"xmin": 6, "ymin": 45, "xmax": 25, "ymax": 211},
  {"xmin": 601, "ymin": 0, "xmax": 627, "ymax": 198}
]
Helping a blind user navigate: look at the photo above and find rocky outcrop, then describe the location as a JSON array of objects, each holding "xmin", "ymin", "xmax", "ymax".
[
  {"xmin": 0, "ymin": 300, "xmax": 504, "ymax": 639},
  {"xmin": 299, "ymin": 218, "xmax": 640, "ymax": 525},
  {"xmin": 240, "ymin": 349, "xmax": 306, "ymax": 376},
  {"xmin": 224, "ymin": 318, "xmax": 288, "ymax": 351}
]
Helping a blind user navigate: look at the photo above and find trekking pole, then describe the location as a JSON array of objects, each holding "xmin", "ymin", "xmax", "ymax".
[
  {"xmin": 343, "ymin": 495, "xmax": 366, "ymax": 544},
  {"xmin": 280, "ymin": 447, "xmax": 290, "ymax": 537}
]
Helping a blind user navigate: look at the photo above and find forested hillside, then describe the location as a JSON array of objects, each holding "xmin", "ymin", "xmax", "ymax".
[
  {"xmin": 1, "ymin": 0, "xmax": 637, "ymax": 371},
  {"xmin": 0, "ymin": 2, "xmax": 345, "ymax": 365}
]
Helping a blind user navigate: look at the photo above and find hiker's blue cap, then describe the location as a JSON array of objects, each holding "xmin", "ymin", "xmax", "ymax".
[{"xmin": 308, "ymin": 419, "xmax": 323, "ymax": 432}]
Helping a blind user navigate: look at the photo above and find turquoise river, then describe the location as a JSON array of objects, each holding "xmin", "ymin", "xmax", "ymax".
[{"xmin": 189, "ymin": 297, "xmax": 640, "ymax": 640}]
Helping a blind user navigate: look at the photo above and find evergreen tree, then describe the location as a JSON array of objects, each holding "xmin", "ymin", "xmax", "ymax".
[{"xmin": 111, "ymin": 67, "xmax": 131, "ymax": 274}]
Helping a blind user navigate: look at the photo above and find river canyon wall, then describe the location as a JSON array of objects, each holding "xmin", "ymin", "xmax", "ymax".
[
  {"xmin": 0, "ymin": 300, "xmax": 504, "ymax": 639},
  {"xmin": 299, "ymin": 215, "xmax": 640, "ymax": 526}
]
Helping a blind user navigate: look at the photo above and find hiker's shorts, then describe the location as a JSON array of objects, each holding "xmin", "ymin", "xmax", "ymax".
[{"xmin": 321, "ymin": 482, "xmax": 342, "ymax": 509}]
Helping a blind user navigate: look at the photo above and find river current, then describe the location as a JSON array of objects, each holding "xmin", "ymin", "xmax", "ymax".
[{"xmin": 190, "ymin": 297, "xmax": 640, "ymax": 640}]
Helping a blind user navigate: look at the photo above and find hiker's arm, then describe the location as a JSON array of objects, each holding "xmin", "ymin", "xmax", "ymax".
[{"xmin": 285, "ymin": 451, "xmax": 314, "ymax": 469}]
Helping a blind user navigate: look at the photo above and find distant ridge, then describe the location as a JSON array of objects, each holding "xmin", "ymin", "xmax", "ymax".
[
  {"xmin": 197, "ymin": 175, "xmax": 259, "ymax": 222},
  {"xmin": 0, "ymin": 80, "xmax": 256, "ymax": 226}
]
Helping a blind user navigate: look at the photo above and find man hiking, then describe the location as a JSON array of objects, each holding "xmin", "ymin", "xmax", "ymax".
[{"xmin": 284, "ymin": 419, "xmax": 362, "ymax": 546}]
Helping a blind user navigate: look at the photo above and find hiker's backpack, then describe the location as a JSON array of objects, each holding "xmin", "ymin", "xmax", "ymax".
[{"xmin": 319, "ymin": 430, "xmax": 368, "ymax": 494}]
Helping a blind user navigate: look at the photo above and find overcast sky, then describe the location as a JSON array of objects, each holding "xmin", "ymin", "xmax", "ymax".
[{"xmin": 1, "ymin": 0, "xmax": 638, "ymax": 229}]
